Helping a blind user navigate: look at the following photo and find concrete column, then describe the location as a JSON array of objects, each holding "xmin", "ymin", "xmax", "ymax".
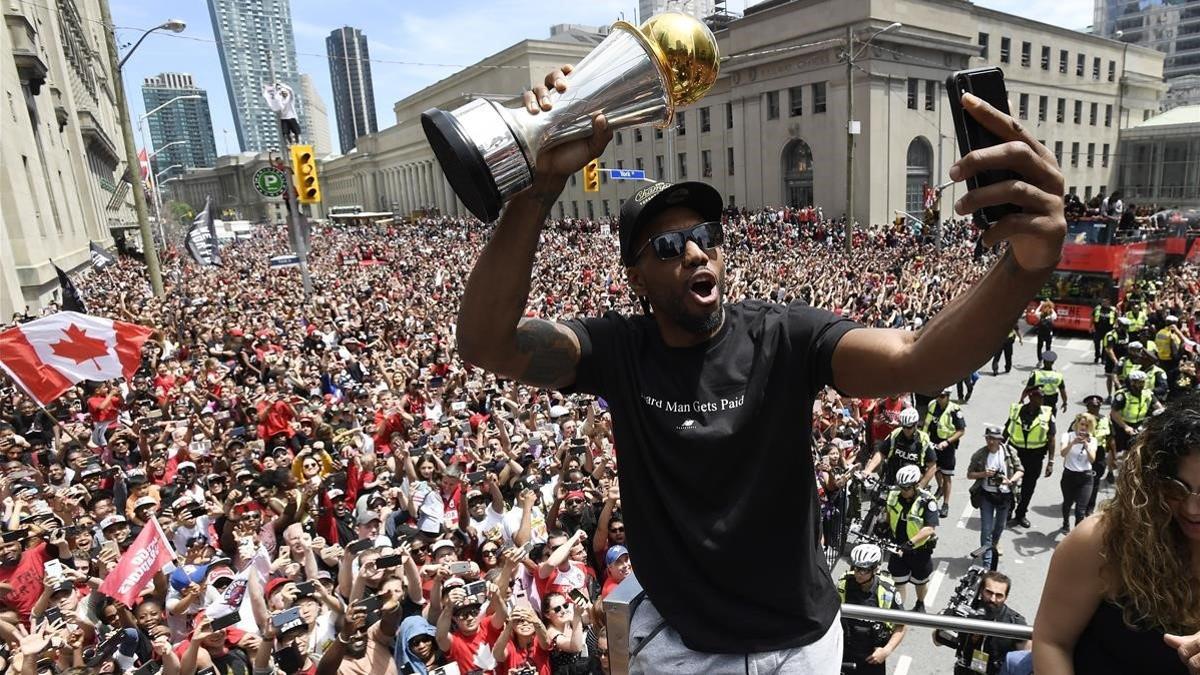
[{"xmin": 402, "ymin": 166, "xmax": 412, "ymax": 213}]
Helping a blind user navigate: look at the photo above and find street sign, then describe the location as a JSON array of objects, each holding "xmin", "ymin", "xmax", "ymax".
[
  {"xmin": 253, "ymin": 167, "xmax": 286, "ymax": 198},
  {"xmin": 604, "ymin": 168, "xmax": 646, "ymax": 180},
  {"xmin": 269, "ymin": 254, "xmax": 300, "ymax": 269}
]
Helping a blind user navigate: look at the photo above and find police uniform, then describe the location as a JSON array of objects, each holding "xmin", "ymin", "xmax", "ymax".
[
  {"xmin": 1005, "ymin": 403, "xmax": 1054, "ymax": 523},
  {"xmin": 1093, "ymin": 304, "xmax": 1116, "ymax": 363},
  {"xmin": 991, "ymin": 325, "xmax": 1019, "ymax": 375},
  {"xmin": 838, "ymin": 572, "xmax": 902, "ymax": 674},
  {"xmin": 1102, "ymin": 328, "xmax": 1130, "ymax": 376},
  {"xmin": 885, "ymin": 487, "xmax": 939, "ymax": 585},
  {"xmin": 1155, "ymin": 326, "xmax": 1181, "ymax": 371},
  {"xmin": 1026, "ymin": 368, "xmax": 1065, "ymax": 415},
  {"xmin": 878, "ymin": 427, "xmax": 937, "ymax": 485},
  {"xmin": 925, "ymin": 401, "xmax": 966, "ymax": 475},
  {"xmin": 1110, "ymin": 386, "xmax": 1156, "ymax": 454}
]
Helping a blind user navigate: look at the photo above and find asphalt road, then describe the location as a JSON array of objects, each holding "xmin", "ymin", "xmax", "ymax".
[{"xmin": 830, "ymin": 331, "xmax": 1111, "ymax": 674}]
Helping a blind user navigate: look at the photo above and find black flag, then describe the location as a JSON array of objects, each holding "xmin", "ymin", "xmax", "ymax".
[
  {"xmin": 185, "ymin": 197, "xmax": 218, "ymax": 266},
  {"xmin": 53, "ymin": 262, "xmax": 86, "ymax": 313},
  {"xmin": 89, "ymin": 241, "xmax": 116, "ymax": 269}
]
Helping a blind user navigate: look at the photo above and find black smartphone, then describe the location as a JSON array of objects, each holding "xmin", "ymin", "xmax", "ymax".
[
  {"xmin": 294, "ymin": 580, "xmax": 318, "ymax": 597},
  {"xmin": 945, "ymin": 67, "xmax": 1023, "ymax": 229},
  {"xmin": 346, "ymin": 538, "xmax": 373, "ymax": 555},
  {"xmin": 210, "ymin": 610, "xmax": 242, "ymax": 631},
  {"xmin": 43, "ymin": 606, "xmax": 65, "ymax": 628},
  {"xmin": 464, "ymin": 471, "xmax": 486, "ymax": 484},
  {"xmin": 375, "ymin": 553, "xmax": 405, "ymax": 569},
  {"xmin": 270, "ymin": 606, "xmax": 303, "ymax": 631},
  {"xmin": 355, "ymin": 593, "xmax": 385, "ymax": 626},
  {"xmin": 228, "ymin": 426, "xmax": 246, "ymax": 439},
  {"xmin": 569, "ymin": 588, "xmax": 589, "ymax": 604},
  {"xmin": 132, "ymin": 661, "xmax": 163, "ymax": 675}
]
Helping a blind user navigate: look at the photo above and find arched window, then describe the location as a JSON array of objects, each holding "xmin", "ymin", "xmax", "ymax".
[
  {"xmin": 905, "ymin": 137, "xmax": 934, "ymax": 216},
  {"xmin": 782, "ymin": 139, "xmax": 814, "ymax": 208}
]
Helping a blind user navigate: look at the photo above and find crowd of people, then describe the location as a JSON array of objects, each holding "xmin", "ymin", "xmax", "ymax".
[{"xmin": 0, "ymin": 201, "xmax": 1196, "ymax": 675}]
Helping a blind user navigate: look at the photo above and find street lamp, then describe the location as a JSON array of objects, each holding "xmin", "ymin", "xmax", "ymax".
[
  {"xmin": 148, "ymin": 140, "xmax": 186, "ymax": 159},
  {"xmin": 139, "ymin": 95, "xmax": 201, "ymax": 242},
  {"xmin": 843, "ymin": 20, "xmax": 902, "ymax": 253},
  {"xmin": 98, "ymin": 7, "xmax": 187, "ymax": 298}
]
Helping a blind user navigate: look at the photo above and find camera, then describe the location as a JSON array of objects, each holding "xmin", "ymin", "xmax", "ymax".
[
  {"xmin": 933, "ymin": 565, "xmax": 987, "ymax": 649},
  {"xmin": 987, "ymin": 474, "xmax": 1005, "ymax": 488}
]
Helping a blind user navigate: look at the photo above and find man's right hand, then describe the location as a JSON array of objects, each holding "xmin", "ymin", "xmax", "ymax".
[{"xmin": 520, "ymin": 64, "xmax": 613, "ymax": 181}]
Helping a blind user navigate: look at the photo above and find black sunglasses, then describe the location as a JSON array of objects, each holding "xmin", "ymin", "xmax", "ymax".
[{"xmin": 633, "ymin": 222, "xmax": 724, "ymax": 262}]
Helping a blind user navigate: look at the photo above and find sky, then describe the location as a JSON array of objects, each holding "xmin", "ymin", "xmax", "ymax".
[{"xmin": 111, "ymin": 0, "xmax": 1096, "ymax": 156}]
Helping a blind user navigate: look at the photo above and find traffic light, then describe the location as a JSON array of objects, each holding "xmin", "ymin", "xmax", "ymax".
[
  {"xmin": 583, "ymin": 159, "xmax": 599, "ymax": 193},
  {"xmin": 290, "ymin": 144, "xmax": 321, "ymax": 204}
]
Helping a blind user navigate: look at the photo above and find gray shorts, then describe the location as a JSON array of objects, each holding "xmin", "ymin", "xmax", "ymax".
[{"xmin": 628, "ymin": 594, "xmax": 844, "ymax": 675}]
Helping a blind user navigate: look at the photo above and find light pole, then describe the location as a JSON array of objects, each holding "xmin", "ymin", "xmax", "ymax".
[
  {"xmin": 148, "ymin": 140, "xmax": 186, "ymax": 159},
  {"xmin": 138, "ymin": 95, "xmax": 200, "ymax": 242},
  {"xmin": 843, "ymin": 21, "xmax": 901, "ymax": 253},
  {"xmin": 99, "ymin": 5, "xmax": 186, "ymax": 297},
  {"xmin": 152, "ymin": 164, "xmax": 183, "ymax": 230}
]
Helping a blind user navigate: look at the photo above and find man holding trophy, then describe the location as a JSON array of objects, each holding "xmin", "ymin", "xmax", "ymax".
[{"xmin": 446, "ymin": 12, "xmax": 1066, "ymax": 674}]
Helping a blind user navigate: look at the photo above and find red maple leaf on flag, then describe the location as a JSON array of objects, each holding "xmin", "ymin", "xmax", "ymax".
[{"xmin": 50, "ymin": 324, "xmax": 110, "ymax": 365}]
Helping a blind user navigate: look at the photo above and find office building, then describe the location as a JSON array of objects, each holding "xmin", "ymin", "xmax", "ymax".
[
  {"xmin": 300, "ymin": 74, "xmax": 333, "ymax": 157},
  {"xmin": 317, "ymin": 0, "xmax": 1165, "ymax": 228},
  {"xmin": 1094, "ymin": 0, "xmax": 1200, "ymax": 100},
  {"xmin": 1116, "ymin": 104, "xmax": 1200, "ymax": 208},
  {"xmin": 141, "ymin": 73, "xmax": 218, "ymax": 182},
  {"xmin": 0, "ymin": 0, "xmax": 134, "ymax": 315},
  {"xmin": 207, "ymin": 0, "xmax": 307, "ymax": 152},
  {"xmin": 326, "ymin": 26, "xmax": 378, "ymax": 154}
]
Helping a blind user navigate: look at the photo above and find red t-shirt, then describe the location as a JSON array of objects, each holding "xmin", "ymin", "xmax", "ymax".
[
  {"xmin": 87, "ymin": 395, "xmax": 121, "ymax": 423},
  {"xmin": 601, "ymin": 574, "xmax": 621, "ymax": 599},
  {"xmin": 0, "ymin": 543, "xmax": 53, "ymax": 621},
  {"xmin": 498, "ymin": 638, "xmax": 552, "ymax": 675},
  {"xmin": 448, "ymin": 618, "xmax": 501, "ymax": 673}
]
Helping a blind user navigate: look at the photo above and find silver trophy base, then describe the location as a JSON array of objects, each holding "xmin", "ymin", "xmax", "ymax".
[{"xmin": 422, "ymin": 99, "xmax": 533, "ymax": 222}]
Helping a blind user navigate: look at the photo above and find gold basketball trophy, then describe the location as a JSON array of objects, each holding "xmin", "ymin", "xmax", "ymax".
[{"xmin": 421, "ymin": 12, "xmax": 720, "ymax": 222}]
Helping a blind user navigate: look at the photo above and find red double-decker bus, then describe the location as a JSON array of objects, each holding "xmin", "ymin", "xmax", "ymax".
[{"xmin": 1024, "ymin": 220, "xmax": 1168, "ymax": 332}]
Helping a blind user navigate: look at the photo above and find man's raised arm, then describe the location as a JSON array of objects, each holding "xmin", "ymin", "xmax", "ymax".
[{"xmin": 455, "ymin": 64, "xmax": 612, "ymax": 389}]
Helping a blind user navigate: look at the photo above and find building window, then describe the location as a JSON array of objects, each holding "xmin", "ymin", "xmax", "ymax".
[
  {"xmin": 603, "ymin": 199, "xmax": 611, "ymax": 216},
  {"xmin": 677, "ymin": 152, "xmax": 687, "ymax": 179},
  {"xmin": 655, "ymin": 155, "xmax": 664, "ymax": 179},
  {"xmin": 925, "ymin": 80, "xmax": 936, "ymax": 111},
  {"xmin": 1076, "ymin": 53, "xmax": 1085, "ymax": 76},
  {"xmin": 1056, "ymin": 98, "xmax": 1065, "ymax": 123},
  {"xmin": 617, "ymin": 160, "xmax": 624, "ymax": 170},
  {"xmin": 1059, "ymin": 49, "xmax": 1068, "ymax": 73},
  {"xmin": 677, "ymin": 110, "xmax": 686, "ymax": 136},
  {"xmin": 1102, "ymin": 143, "xmax": 1110, "ymax": 167},
  {"xmin": 1105, "ymin": 104, "xmax": 1113, "ymax": 127},
  {"xmin": 570, "ymin": 173, "xmax": 577, "ymax": 186},
  {"xmin": 1089, "ymin": 102, "xmax": 1098, "ymax": 126},
  {"xmin": 1021, "ymin": 41, "xmax": 1031, "ymax": 67},
  {"xmin": 635, "ymin": 128, "xmax": 643, "ymax": 143},
  {"xmin": 727, "ymin": 147, "xmax": 735, "ymax": 175},
  {"xmin": 907, "ymin": 78, "xmax": 919, "ymax": 109},
  {"xmin": 700, "ymin": 106, "xmax": 711, "ymax": 132},
  {"xmin": 1087, "ymin": 142, "xmax": 1095, "ymax": 167},
  {"xmin": 978, "ymin": 32, "xmax": 989, "ymax": 59},
  {"xmin": 1038, "ymin": 95, "xmax": 1048, "ymax": 121},
  {"xmin": 1054, "ymin": 141, "xmax": 1063, "ymax": 164},
  {"xmin": 1144, "ymin": 109, "xmax": 1152, "ymax": 121},
  {"xmin": 725, "ymin": 101, "xmax": 733, "ymax": 128},
  {"xmin": 1073, "ymin": 100, "xmax": 1082, "ymax": 124},
  {"xmin": 1085, "ymin": 185, "xmax": 1093, "ymax": 200},
  {"xmin": 1108, "ymin": 60, "xmax": 1116, "ymax": 82},
  {"xmin": 1041, "ymin": 45, "xmax": 1051, "ymax": 70},
  {"xmin": 655, "ymin": 128, "xmax": 663, "ymax": 139},
  {"xmin": 1000, "ymin": 37, "xmax": 1011, "ymax": 63},
  {"xmin": 1018, "ymin": 93, "xmax": 1029, "ymax": 119},
  {"xmin": 636, "ymin": 157, "xmax": 644, "ymax": 171},
  {"xmin": 701, "ymin": 149, "xmax": 712, "ymax": 177},
  {"xmin": 766, "ymin": 90, "xmax": 780, "ymax": 119},
  {"xmin": 616, "ymin": 131, "xmax": 623, "ymax": 145},
  {"xmin": 558, "ymin": 203, "xmax": 565, "ymax": 218},
  {"xmin": 600, "ymin": 161, "xmax": 608, "ymax": 183},
  {"xmin": 1071, "ymin": 141, "xmax": 1080, "ymax": 167},
  {"xmin": 813, "ymin": 82, "xmax": 827, "ymax": 113},
  {"xmin": 789, "ymin": 86, "xmax": 803, "ymax": 116},
  {"xmin": 728, "ymin": 194, "xmax": 736, "ymax": 207},
  {"xmin": 1069, "ymin": 186, "xmax": 1076, "ymax": 195},
  {"xmin": 571, "ymin": 201, "xmax": 578, "ymax": 218},
  {"xmin": 587, "ymin": 200, "xmax": 594, "ymax": 219},
  {"xmin": 1092, "ymin": 56, "xmax": 1101, "ymax": 80}
]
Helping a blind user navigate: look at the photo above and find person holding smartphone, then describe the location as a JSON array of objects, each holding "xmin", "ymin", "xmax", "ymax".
[
  {"xmin": 456, "ymin": 66, "xmax": 1065, "ymax": 673},
  {"xmin": 1058, "ymin": 413, "xmax": 1099, "ymax": 535}
]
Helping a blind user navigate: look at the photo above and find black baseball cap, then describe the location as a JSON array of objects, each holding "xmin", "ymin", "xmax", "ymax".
[{"xmin": 619, "ymin": 181, "xmax": 723, "ymax": 266}]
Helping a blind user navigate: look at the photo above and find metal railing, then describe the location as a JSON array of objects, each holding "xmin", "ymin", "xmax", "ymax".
[{"xmin": 603, "ymin": 575, "xmax": 1032, "ymax": 675}]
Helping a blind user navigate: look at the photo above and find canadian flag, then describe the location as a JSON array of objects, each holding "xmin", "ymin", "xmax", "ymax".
[
  {"xmin": 0, "ymin": 311, "xmax": 153, "ymax": 405},
  {"xmin": 137, "ymin": 148, "xmax": 149, "ymax": 181}
]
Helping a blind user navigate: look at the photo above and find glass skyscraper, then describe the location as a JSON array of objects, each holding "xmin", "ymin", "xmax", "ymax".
[
  {"xmin": 207, "ymin": 0, "xmax": 307, "ymax": 152},
  {"xmin": 326, "ymin": 27, "xmax": 378, "ymax": 154},
  {"xmin": 141, "ymin": 73, "xmax": 218, "ymax": 181},
  {"xmin": 1094, "ymin": 0, "xmax": 1200, "ymax": 80}
]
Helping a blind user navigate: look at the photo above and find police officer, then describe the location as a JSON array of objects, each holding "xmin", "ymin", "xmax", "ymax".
[
  {"xmin": 1081, "ymin": 394, "xmax": 1114, "ymax": 517},
  {"xmin": 1154, "ymin": 315, "xmax": 1184, "ymax": 374},
  {"xmin": 1134, "ymin": 347, "xmax": 1170, "ymax": 401},
  {"xmin": 863, "ymin": 408, "xmax": 938, "ymax": 491},
  {"xmin": 1107, "ymin": 370, "xmax": 1163, "ymax": 484},
  {"xmin": 990, "ymin": 322, "xmax": 1023, "ymax": 376},
  {"xmin": 1125, "ymin": 298, "xmax": 1149, "ymax": 333},
  {"xmin": 925, "ymin": 388, "xmax": 966, "ymax": 518},
  {"xmin": 838, "ymin": 544, "xmax": 907, "ymax": 675},
  {"xmin": 884, "ymin": 465, "xmax": 939, "ymax": 612},
  {"xmin": 1115, "ymin": 340, "xmax": 1145, "ymax": 389},
  {"xmin": 1092, "ymin": 298, "xmax": 1117, "ymax": 364},
  {"xmin": 1025, "ymin": 350, "xmax": 1068, "ymax": 417},
  {"xmin": 1102, "ymin": 317, "xmax": 1133, "ymax": 401},
  {"xmin": 1004, "ymin": 388, "xmax": 1055, "ymax": 529}
]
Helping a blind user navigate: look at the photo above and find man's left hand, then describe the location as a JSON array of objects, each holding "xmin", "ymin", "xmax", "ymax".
[
  {"xmin": 1164, "ymin": 632, "xmax": 1200, "ymax": 674},
  {"xmin": 949, "ymin": 92, "xmax": 1066, "ymax": 272},
  {"xmin": 866, "ymin": 647, "xmax": 891, "ymax": 665}
]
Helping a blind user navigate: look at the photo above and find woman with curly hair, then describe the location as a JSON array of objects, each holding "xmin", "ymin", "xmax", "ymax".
[{"xmin": 1033, "ymin": 391, "xmax": 1200, "ymax": 674}]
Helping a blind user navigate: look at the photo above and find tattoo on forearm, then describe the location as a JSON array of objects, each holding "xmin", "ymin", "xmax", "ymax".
[{"xmin": 515, "ymin": 319, "xmax": 576, "ymax": 387}]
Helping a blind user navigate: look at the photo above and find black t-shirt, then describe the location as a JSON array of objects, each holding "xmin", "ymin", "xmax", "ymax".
[
  {"xmin": 564, "ymin": 299, "xmax": 858, "ymax": 653},
  {"xmin": 954, "ymin": 604, "xmax": 1028, "ymax": 675}
]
